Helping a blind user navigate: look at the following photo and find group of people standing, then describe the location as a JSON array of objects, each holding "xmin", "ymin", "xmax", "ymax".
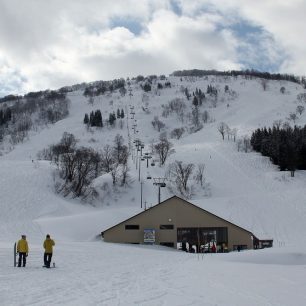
[{"xmin": 16, "ymin": 234, "xmax": 55, "ymax": 268}]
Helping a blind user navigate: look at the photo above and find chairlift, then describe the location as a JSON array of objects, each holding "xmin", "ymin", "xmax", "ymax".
[
  {"xmin": 147, "ymin": 173, "xmax": 152, "ymax": 179},
  {"xmin": 160, "ymin": 182, "xmax": 166, "ymax": 187},
  {"xmin": 151, "ymin": 162, "xmax": 155, "ymax": 166}
]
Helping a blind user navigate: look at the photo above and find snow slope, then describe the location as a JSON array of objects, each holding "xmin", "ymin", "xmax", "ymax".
[{"xmin": 1, "ymin": 75, "xmax": 306, "ymax": 305}]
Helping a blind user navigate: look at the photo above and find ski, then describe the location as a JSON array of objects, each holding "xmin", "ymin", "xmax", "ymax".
[
  {"xmin": 42, "ymin": 263, "xmax": 56, "ymax": 268},
  {"xmin": 14, "ymin": 242, "xmax": 17, "ymax": 267}
]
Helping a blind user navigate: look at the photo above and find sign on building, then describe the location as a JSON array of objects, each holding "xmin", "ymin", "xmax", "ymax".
[{"xmin": 144, "ymin": 229, "xmax": 155, "ymax": 243}]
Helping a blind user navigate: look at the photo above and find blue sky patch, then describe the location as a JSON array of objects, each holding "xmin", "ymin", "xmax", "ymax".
[
  {"xmin": 229, "ymin": 20, "xmax": 286, "ymax": 72},
  {"xmin": 110, "ymin": 18, "xmax": 143, "ymax": 36},
  {"xmin": 170, "ymin": 0, "xmax": 182, "ymax": 16},
  {"xmin": 0, "ymin": 70, "xmax": 26, "ymax": 97}
]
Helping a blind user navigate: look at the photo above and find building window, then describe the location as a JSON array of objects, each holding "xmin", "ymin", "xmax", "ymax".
[
  {"xmin": 160, "ymin": 224, "xmax": 174, "ymax": 230},
  {"xmin": 160, "ymin": 242, "xmax": 174, "ymax": 247},
  {"xmin": 125, "ymin": 225, "xmax": 139, "ymax": 230}
]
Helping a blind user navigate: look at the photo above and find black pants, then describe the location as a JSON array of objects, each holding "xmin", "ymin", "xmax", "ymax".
[
  {"xmin": 18, "ymin": 252, "xmax": 26, "ymax": 267},
  {"xmin": 44, "ymin": 253, "xmax": 53, "ymax": 267}
]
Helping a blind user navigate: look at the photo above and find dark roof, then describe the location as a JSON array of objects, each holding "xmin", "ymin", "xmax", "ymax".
[{"xmin": 102, "ymin": 195, "xmax": 255, "ymax": 236}]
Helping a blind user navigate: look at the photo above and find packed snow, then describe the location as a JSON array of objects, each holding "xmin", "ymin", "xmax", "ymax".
[{"xmin": 1, "ymin": 75, "xmax": 306, "ymax": 305}]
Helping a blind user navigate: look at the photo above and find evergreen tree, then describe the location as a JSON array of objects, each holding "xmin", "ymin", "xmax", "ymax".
[
  {"xmin": 251, "ymin": 125, "xmax": 306, "ymax": 175},
  {"xmin": 143, "ymin": 83, "xmax": 151, "ymax": 92},
  {"xmin": 83, "ymin": 113, "xmax": 89, "ymax": 125},
  {"xmin": 89, "ymin": 111, "xmax": 94, "ymax": 126},
  {"xmin": 109, "ymin": 113, "xmax": 116, "ymax": 126},
  {"xmin": 184, "ymin": 88, "xmax": 191, "ymax": 100},
  {"xmin": 192, "ymin": 96, "xmax": 199, "ymax": 106},
  {"xmin": 120, "ymin": 109, "xmax": 124, "ymax": 118},
  {"xmin": 95, "ymin": 110, "xmax": 103, "ymax": 127}
]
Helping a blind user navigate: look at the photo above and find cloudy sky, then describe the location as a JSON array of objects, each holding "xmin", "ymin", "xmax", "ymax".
[{"xmin": 0, "ymin": 0, "xmax": 305, "ymax": 97}]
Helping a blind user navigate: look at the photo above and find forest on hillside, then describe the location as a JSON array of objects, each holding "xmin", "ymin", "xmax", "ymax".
[{"xmin": 251, "ymin": 125, "xmax": 306, "ymax": 176}]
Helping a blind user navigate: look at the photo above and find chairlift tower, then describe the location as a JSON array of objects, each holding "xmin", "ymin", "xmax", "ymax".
[
  {"xmin": 142, "ymin": 152, "xmax": 152, "ymax": 168},
  {"xmin": 153, "ymin": 177, "xmax": 167, "ymax": 204}
]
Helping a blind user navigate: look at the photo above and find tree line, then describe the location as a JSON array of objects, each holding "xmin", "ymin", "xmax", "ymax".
[
  {"xmin": 172, "ymin": 69, "xmax": 305, "ymax": 86},
  {"xmin": 251, "ymin": 125, "xmax": 306, "ymax": 176},
  {"xmin": 0, "ymin": 92, "xmax": 69, "ymax": 144},
  {"xmin": 83, "ymin": 79, "xmax": 125, "ymax": 97}
]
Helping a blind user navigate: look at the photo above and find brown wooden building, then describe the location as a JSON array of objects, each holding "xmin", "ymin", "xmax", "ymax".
[{"xmin": 102, "ymin": 196, "xmax": 262, "ymax": 252}]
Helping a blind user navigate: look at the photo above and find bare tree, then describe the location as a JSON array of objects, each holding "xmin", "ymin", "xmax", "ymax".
[
  {"xmin": 154, "ymin": 134, "xmax": 175, "ymax": 166},
  {"xmin": 100, "ymin": 144, "xmax": 114, "ymax": 173},
  {"xmin": 49, "ymin": 132, "xmax": 77, "ymax": 165},
  {"xmin": 162, "ymin": 98, "xmax": 186, "ymax": 122},
  {"xmin": 54, "ymin": 145, "xmax": 102, "ymax": 198},
  {"xmin": 237, "ymin": 136, "xmax": 251, "ymax": 153},
  {"xmin": 60, "ymin": 152, "xmax": 77, "ymax": 182},
  {"xmin": 191, "ymin": 106, "xmax": 201, "ymax": 130},
  {"xmin": 296, "ymin": 105, "xmax": 305, "ymax": 115},
  {"xmin": 231, "ymin": 128, "xmax": 238, "ymax": 142},
  {"xmin": 202, "ymin": 110, "xmax": 210, "ymax": 123},
  {"xmin": 168, "ymin": 98, "xmax": 186, "ymax": 115},
  {"xmin": 110, "ymin": 163, "xmax": 120, "ymax": 186},
  {"xmin": 170, "ymin": 127, "xmax": 185, "ymax": 139},
  {"xmin": 113, "ymin": 134, "xmax": 128, "ymax": 165},
  {"xmin": 288, "ymin": 112, "xmax": 298, "ymax": 124},
  {"xmin": 217, "ymin": 122, "xmax": 228, "ymax": 140},
  {"xmin": 119, "ymin": 87, "xmax": 127, "ymax": 97},
  {"xmin": 194, "ymin": 163, "xmax": 205, "ymax": 187},
  {"xmin": 273, "ymin": 120, "xmax": 283, "ymax": 128},
  {"xmin": 297, "ymin": 93, "xmax": 306, "ymax": 103},
  {"xmin": 167, "ymin": 160, "xmax": 194, "ymax": 198},
  {"xmin": 225, "ymin": 125, "xmax": 231, "ymax": 140},
  {"xmin": 120, "ymin": 164, "xmax": 131, "ymax": 187},
  {"xmin": 71, "ymin": 147, "xmax": 101, "ymax": 197},
  {"xmin": 260, "ymin": 79, "xmax": 268, "ymax": 91},
  {"xmin": 151, "ymin": 116, "xmax": 165, "ymax": 132}
]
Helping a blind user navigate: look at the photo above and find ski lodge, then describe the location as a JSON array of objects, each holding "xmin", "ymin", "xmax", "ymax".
[{"xmin": 101, "ymin": 196, "xmax": 271, "ymax": 252}]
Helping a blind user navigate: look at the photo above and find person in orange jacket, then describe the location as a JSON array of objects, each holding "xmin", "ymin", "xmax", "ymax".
[
  {"xmin": 43, "ymin": 234, "xmax": 55, "ymax": 268},
  {"xmin": 17, "ymin": 235, "xmax": 29, "ymax": 267}
]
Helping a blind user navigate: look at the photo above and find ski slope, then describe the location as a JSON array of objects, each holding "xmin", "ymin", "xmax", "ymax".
[{"xmin": 1, "ymin": 75, "xmax": 306, "ymax": 305}]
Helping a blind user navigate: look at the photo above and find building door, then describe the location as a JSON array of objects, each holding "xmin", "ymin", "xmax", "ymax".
[{"xmin": 177, "ymin": 227, "xmax": 228, "ymax": 252}]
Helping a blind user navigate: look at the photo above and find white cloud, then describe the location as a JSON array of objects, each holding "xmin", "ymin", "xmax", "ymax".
[
  {"xmin": 202, "ymin": 0, "xmax": 306, "ymax": 74},
  {"xmin": 0, "ymin": 0, "xmax": 305, "ymax": 96}
]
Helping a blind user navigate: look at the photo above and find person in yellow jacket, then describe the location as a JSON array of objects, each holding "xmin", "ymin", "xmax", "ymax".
[
  {"xmin": 17, "ymin": 235, "xmax": 29, "ymax": 267},
  {"xmin": 43, "ymin": 234, "xmax": 55, "ymax": 268}
]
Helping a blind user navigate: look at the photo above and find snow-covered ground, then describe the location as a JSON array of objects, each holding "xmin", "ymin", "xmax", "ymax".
[
  {"xmin": 1, "ymin": 241, "xmax": 306, "ymax": 306},
  {"xmin": 1, "ymin": 75, "xmax": 306, "ymax": 305}
]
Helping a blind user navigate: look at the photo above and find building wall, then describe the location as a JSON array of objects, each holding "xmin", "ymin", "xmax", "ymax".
[{"xmin": 103, "ymin": 197, "xmax": 253, "ymax": 251}]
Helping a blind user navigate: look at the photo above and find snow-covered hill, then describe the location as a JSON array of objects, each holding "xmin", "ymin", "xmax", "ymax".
[{"xmin": 1, "ymin": 74, "xmax": 306, "ymax": 305}]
